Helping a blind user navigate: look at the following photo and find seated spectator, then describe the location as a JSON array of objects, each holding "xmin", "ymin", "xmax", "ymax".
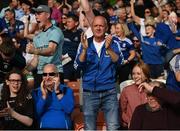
[
  {"xmin": 32, "ymin": 64, "xmax": 74, "ymax": 129},
  {"xmin": 0, "ymin": 69, "xmax": 34, "ymax": 129},
  {"xmin": 130, "ymin": 81, "xmax": 180, "ymax": 130},
  {"xmin": 120, "ymin": 60, "xmax": 150, "ymax": 129}
]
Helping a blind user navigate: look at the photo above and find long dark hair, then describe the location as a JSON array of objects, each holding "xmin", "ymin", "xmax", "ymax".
[{"xmin": 1, "ymin": 69, "xmax": 30, "ymax": 109}]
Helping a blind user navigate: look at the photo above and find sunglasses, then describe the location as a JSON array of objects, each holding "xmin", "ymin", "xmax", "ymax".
[
  {"xmin": 42, "ymin": 72, "xmax": 57, "ymax": 77},
  {"xmin": 8, "ymin": 79, "xmax": 22, "ymax": 84},
  {"xmin": 133, "ymin": 40, "xmax": 139, "ymax": 42}
]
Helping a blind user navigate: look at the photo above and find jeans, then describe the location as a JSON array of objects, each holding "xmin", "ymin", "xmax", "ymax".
[{"xmin": 83, "ymin": 88, "xmax": 120, "ymax": 130}]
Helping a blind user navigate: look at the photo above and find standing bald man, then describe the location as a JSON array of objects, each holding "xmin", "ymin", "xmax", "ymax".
[{"xmin": 75, "ymin": 16, "xmax": 124, "ymax": 130}]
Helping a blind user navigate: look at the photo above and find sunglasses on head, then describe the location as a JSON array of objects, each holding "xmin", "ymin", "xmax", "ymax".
[{"xmin": 42, "ymin": 72, "xmax": 57, "ymax": 77}]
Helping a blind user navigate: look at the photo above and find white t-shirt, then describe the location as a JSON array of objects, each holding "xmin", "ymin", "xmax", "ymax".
[
  {"xmin": 20, "ymin": 13, "xmax": 37, "ymax": 31},
  {"xmin": 139, "ymin": 18, "xmax": 146, "ymax": 36},
  {"xmin": 85, "ymin": 27, "xmax": 93, "ymax": 38},
  {"xmin": 93, "ymin": 39, "xmax": 105, "ymax": 58}
]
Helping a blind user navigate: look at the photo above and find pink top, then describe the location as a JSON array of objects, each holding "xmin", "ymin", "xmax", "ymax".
[
  {"xmin": 51, "ymin": 7, "xmax": 62, "ymax": 24},
  {"xmin": 120, "ymin": 83, "xmax": 147, "ymax": 127}
]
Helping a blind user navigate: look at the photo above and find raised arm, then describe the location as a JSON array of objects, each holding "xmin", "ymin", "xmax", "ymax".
[
  {"xmin": 130, "ymin": 0, "xmax": 141, "ymax": 25},
  {"xmin": 128, "ymin": 22, "xmax": 142, "ymax": 42},
  {"xmin": 3, "ymin": 100, "xmax": 33, "ymax": 127},
  {"xmin": 64, "ymin": 0, "xmax": 72, "ymax": 11},
  {"xmin": 80, "ymin": 0, "xmax": 94, "ymax": 26},
  {"xmin": 105, "ymin": 35, "xmax": 119, "ymax": 63},
  {"xmin": 139, "ymin": 82, "xmax": 180, "ymax": 108}
]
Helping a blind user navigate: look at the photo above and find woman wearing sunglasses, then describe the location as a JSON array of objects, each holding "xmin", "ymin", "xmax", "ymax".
[{"xmin": 0, "ymin": 69, "xmax": 34, "ymax": 129}]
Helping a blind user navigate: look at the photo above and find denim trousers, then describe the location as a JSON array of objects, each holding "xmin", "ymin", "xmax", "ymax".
[{"xmin": 83, "ymin": 88, "xmax": 120, "ymax": 130}]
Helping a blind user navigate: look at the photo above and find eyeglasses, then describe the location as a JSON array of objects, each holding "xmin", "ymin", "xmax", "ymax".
[
  {"xmin": 8, "ymin": 79, "xmax": 22, "ymax": 84},
  {"xmin": 133, "ymin": 40, "xmax": 139, "ymax": 42},
  {"xmin": 42, "ymin": 72, "xmax": 57, "ymax": 77},
  {"xmin": 145, "ymin": 11, "xmax": 150, "ymax": 14}
]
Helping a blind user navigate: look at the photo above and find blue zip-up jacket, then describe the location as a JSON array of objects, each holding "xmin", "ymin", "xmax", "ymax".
[
  {"xmin": 32, "ymin": 84, "xmax": 75, "ymax": 129},
  {"xmin": 74, "ymin": 36, "xmax": 124, "ymax": 91}
]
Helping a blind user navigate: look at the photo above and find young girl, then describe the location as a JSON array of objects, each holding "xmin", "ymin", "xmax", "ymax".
[
  {"xmin": 0, "ymin": 70, "xmax": 34, "ymax": 129},
  {"xmin": 120, "ymin": 61, "xmax": 150, "ymax": 129}
]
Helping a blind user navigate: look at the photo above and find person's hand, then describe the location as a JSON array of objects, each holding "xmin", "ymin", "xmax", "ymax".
[
  {"xmin": 123, "ymin": 60, "xmax": 129, "ymax": 65},
  {"xmin": 81, "ymin": 32, "xmax": 88, "ymax": 50},
  {"xmin": 105, "ymin": 34, "xmax": 112, "ymax": 49},
  {"xmin": 1, "ymin": 102, "xmax": 14, "ymax": 117},
  {"xmin": 53, "ymin": 75, "xmax": 60, "ymax": 93},
  {"xmin": 156, "ymin": 41, "xmax": 163, "ymax": 46},
  {"xmin": 0, "ymin": 109, "xmax": 9, "ymax": 117},
  {"xmin": 40, "ymin": 80, "xmax": 48, "ymax": 99},
  {"xmin": 130, "ymin": 0, "xmax": 135, "ymax": 5},
  {"xmin": 138, "ymin": 82, "xmax": 154, "ymax": 93},
  {"xmin": 26, "ymin": 42, "xmax": 35, "ymax": 54}
]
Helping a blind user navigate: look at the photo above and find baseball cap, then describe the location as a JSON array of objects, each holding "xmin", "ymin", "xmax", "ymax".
[{"xmin": 32, "ymin": 5, "xmax": 51, "ymax": 13}]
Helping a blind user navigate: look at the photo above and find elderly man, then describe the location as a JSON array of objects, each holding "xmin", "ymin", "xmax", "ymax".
[
  {"xmin": 32, "ymin": 64, "xmax": 74, "ymax": 129},
  {"xmin": 75, "ymin": 15, "xmax": 124, "ymax": 130}
]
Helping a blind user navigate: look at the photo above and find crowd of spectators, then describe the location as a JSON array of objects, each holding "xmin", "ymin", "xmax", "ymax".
[{"xmin": 0, "ymin": 0, "xmax": 180, "ymax": 130}]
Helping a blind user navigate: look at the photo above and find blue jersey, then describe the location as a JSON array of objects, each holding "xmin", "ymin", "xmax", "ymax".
[
  {"xmin": 141, "ymin": 37, "xmax": 164, "ymax": 64},
  {"xmin": 113, "ymin": 36, "xmax": 135, "ymax": 60},
  {"xmin": 128, "ymin": 22, "xmax": 164, "ymax": 64},
  {"xmin": 4, "ymin": 20, "xmax": 24, "ymax": 38}
]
